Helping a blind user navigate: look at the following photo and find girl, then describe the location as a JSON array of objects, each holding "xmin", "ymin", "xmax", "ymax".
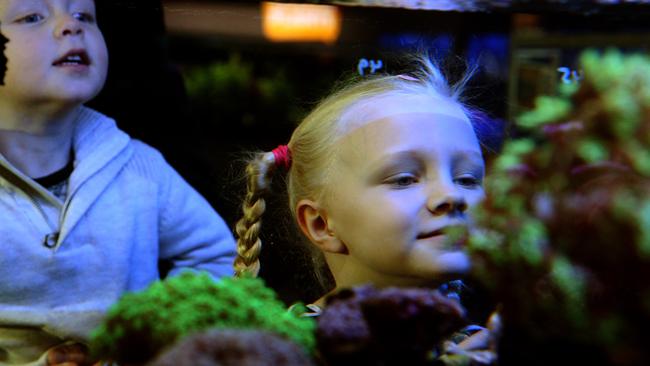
[
  {"xmin": 234, "ymin": 56, "xmax": 489, "ymax": 305},
  {"xmin": 235, "ymin": 57, "xmax": 498, "ymax": 364}
]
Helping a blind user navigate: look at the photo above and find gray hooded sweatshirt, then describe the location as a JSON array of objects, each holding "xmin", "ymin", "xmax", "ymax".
[{"xmin": 0, "ymin": 107, "xmax": 236, "ymax": 365}]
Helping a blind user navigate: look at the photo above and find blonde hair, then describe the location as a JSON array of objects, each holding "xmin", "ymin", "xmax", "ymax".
[{"xmin": 235, "ymin": 56, "xmax": 476, "ymax": 278}]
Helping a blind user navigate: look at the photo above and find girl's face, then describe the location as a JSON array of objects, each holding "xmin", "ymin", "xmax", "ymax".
[{"xmin": 323, "ymin": 96, "xmax": 485, "ymax": 287}]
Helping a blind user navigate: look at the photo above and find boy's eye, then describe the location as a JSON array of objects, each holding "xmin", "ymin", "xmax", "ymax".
[
  {"xmin": 386, "ymin": 174, "xmax": 419, "ymax": 187},
  {"xmin": 17, "ymin": 14, "xmax": 44, "ymax": 23},
  {"xmin": 73, "ymin": 12, "xmax": 95, "ymax": 23}
]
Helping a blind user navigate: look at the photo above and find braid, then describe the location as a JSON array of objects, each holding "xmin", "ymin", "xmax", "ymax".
[{"xmin": 234, "ymin": 152, "xmax": 276, "ymax": 277}]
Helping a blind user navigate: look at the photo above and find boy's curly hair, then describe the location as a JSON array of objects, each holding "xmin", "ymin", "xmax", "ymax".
[{"xmin": 0, "ymin": 23, "xmax": 8, "ymax": 86}]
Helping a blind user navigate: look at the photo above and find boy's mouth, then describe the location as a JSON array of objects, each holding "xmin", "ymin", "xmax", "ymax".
[{"xmin": 53, "ymin": 50, "xmax": 90, "ymax": 67}]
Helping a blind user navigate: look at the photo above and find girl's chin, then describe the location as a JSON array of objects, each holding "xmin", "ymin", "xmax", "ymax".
[
  {"xmin": 398, "ymin": 251, "xmax": 471, "ymax": 286},
  {"xmin": 433, "ymin": 251, "xmax": 471, "ymax": 275}
]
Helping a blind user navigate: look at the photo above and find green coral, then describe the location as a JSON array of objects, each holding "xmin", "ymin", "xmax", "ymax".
[
  {"xmin": 637, "ymin": 200, "xmax": 650, "ymax": 257},
  {"xmin": 182, "ymin": 55, "xmax": 301, "ymax": 129},
  {"xmin": 626, "ymin": 141, "xmax": 650, "ymax": 176},
  {"xmin": 493, "ymin": 138, "xmax": 535, "ymax": 172},
  {"xmin": 90, "ymin": 272, "xmax": 316, "ymax": 364},
  {"xmin": 576, "ymin": 138, "xmax": 607, "ymax": 163},
  {"xmin": 184, "ymin": 54, "xmax": 252, "ymax": 100},
  {"xmin": 468, "ymin": 49, "xmax": 650, "ymax": 364},
  {"xmin": 512, "ymin": 218, "xmax": 546, "ymax": 266},
  {"xmin": 517, "ymin": 96, "xmax": 572, "ymax": 129},
  {"xmin": 549, "ymin": 256, "xmax": 587, "ymax": 327}
]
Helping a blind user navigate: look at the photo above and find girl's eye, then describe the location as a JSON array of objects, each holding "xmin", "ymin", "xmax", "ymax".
[
  {"xmin": 454, "ymin": 175, "xmax": 482, "ymax": 188},
  {"xmin": 17, "ymin": 13, "xmax": 44, "ymax": 23},
  {"xmin": 73, "ymin": 12, "xmax": 95, "ymax": 23},
  {"xmin": 386, "ymin": 174, "xmax": 419, "ymax": 187}
]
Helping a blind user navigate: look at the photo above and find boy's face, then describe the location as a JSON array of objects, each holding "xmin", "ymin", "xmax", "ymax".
[
  {"xmin": 0, "ymin": 0, "xmax": 107, "ymax": 108},
  {"xmin": 323, "ymin": 96, "xmax": 485, "ymax": 286}
]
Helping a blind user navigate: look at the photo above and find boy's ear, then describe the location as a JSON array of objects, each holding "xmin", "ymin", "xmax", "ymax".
[{"xmin": 296, "ymin": 199, "xmax": 348, "ymax": 254}]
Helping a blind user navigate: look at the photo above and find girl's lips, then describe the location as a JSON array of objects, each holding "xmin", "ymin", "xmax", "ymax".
[
  {"xmin": 416, "ymin": 229, "xmax": 444, "ymax": 239},
  {"xmin": 417, "ymin": 225, "xmax": 468, "ymax": 250}
]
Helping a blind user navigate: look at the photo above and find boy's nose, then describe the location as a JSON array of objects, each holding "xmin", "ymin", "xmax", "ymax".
[
  {"xmin": 55, "ymin": 17, "xmax": 83, "ymax": 38},
  {"xmin": 62, "ymin": 27, "xmax": 82, "ymax": 36}
]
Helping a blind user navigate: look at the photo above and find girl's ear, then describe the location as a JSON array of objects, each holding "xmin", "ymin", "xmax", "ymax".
[{"xmin": 296, "ymin": 199, "xmax": 348, "ymax": 254}]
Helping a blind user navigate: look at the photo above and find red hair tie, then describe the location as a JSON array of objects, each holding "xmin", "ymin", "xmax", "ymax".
[{"xmin": 271, "ymin": 145, "xmax": 292, "ymax": 170}]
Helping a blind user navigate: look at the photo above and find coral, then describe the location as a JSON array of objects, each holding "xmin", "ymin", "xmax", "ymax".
[
  {"xmin": 148, "ymin": 328, "xmax": 314, "ymax": 366},
  {"xmin": 468, "ymin": 49, "xmax": 650, "ymax": 365},
  {"xmin": 89, "ymin": 272, "xmax": 315, "ymax": 364},
  {"xmin": 316, "ymin": 285, "xmax": 466, "ymax": 365}
]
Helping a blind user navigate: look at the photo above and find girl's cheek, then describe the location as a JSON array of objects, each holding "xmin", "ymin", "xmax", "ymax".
[{"xmin": 468, "ymin": 191, "xmax": 486, "ymax": 207}]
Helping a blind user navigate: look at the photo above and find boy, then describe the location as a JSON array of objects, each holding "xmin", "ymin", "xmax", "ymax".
[{"xmin": 0, "ymin": 0, "xmax": 236, "ymax": 365}]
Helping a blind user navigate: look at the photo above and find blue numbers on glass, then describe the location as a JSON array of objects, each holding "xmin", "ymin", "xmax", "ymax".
[
  {"xmin": 358, "ymin": 58, "xmax": 384, "ymax": 76},
  {"xmin": 557, "ymin": 67, "xmax": 583, "ymax": 84}
]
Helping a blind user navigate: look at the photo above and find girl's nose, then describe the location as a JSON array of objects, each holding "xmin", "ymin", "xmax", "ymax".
[
  {"xmin": 430, "ymin": 196, "xmax": 468, "ymax": 216},
  {"xmin": 427, "ymin": 181, "xmax": 468, "ymax": 216}
]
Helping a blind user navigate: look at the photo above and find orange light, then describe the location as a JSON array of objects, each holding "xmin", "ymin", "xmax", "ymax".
[{"xmin": 261, "ymin": 2, "xmax": 341, "ymax": 44}]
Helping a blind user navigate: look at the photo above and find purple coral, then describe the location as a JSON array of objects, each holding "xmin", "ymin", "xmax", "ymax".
[{"xmin": 316, "ymin": 286, "xmax": 466, "ymax": 365}]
